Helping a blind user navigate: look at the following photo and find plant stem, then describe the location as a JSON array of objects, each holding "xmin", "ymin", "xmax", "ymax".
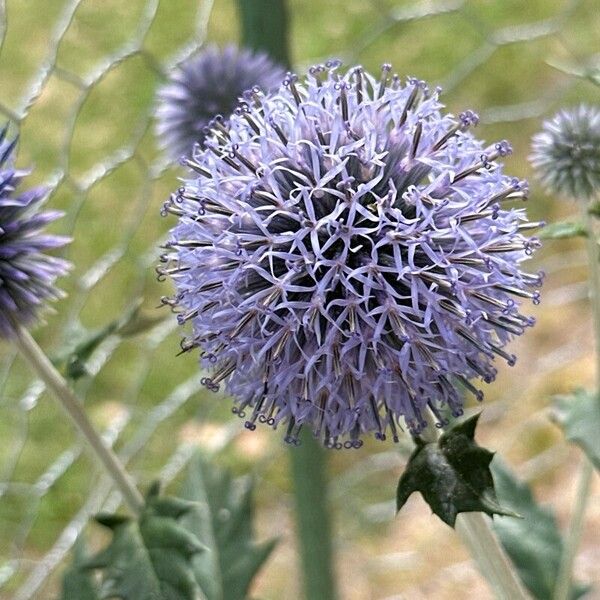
[
  {"xmin": 583, "ymin": 204, "xmax": 600, "ymax": 398},
  {"xmin": 455, "ymin": 514, "xmax": 530, "ymax": 600},
  {"xmin": 232, "ymin": 5, "xmax": 336, "ymax": 598},
  {"xmin": 236, "ymin": 0, "xmax": 291, "ymax": 67},
  {"xmin": 289, "ymin": 430, "xmax": 337, "ymax": 600},
  {"xmin": 9, "ymin": 320, "xmax": 144, "ymax": 514},
  {"xmin": 420, "ymin": 409, "xmax": 530, "ymax": 599},
  {"xmin": 553, "ymin": 205, "xmax": 599, "ymax": 600},
  {"xmin": 553, "ymin": 459, "xmax": 593, "ymax": 600}
]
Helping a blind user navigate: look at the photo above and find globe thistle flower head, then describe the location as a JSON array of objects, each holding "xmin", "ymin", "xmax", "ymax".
[
  {"xmin": 156, "ymin": 45, "xmax": 286, "ymax": 161},
  {"xmin": 160, "ymin": 62, "xmax": 542, "ymax": 448},
  {"xmin": 530, "ymin": 104, "xmax": 600, "ymax": 200},
  {"xmin": 0, "ymin": 128, "xmax": 70, "ymax": 338}
]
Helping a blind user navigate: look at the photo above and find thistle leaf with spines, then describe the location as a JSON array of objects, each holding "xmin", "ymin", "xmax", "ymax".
[
  {"xmin": 84, "ymin": 483, "xmax": 205, "ymax": 600},
  {"xmin": 179, "ymin": 453, "xmax": 278, "ymax": 600},
  {"xmin": 60, "ymin": 536, "xmax": 100, "ymax": 600},
  {"xmin": 588, "ymin": 201, "xmax": 600, "ymax": 218},
  {"xmin": 396, "ymin": 413, "xmax": 518, "ymax": 526},
  {"xmin": 492, "ymin": 460, "xmax": 591, "ymax": 599},
  {"xmin": 52, "ymin": 300, "xmax": 165, "ymax": 380},
  {"xmin": 546, "ymin": 58, "xmax": 600, "ymax": 88},
  {"xmin": 538, "ymin": 221, "xmax": 587, "ymax": 240},
  {"xmin": 553, "ymin": 389, "xmax": 600, "ymax": 470}
]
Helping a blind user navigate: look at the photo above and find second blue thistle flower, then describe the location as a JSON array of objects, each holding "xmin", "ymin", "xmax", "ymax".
[{"xmin": 156, "ymin": 45, "xmax": 285, "ymax": 161}]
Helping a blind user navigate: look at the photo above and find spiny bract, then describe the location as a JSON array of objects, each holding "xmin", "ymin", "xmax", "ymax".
[
  {"xmin": 0, "ymin": 128, "xmax": 70, "ymax": 338},
  {"xmin": 530, "ymin": 104, "xmax": 600, "ymax": 200},
  {"xmin": 160, "ymin": 62, "xmax": 542, "ymax": 448},
  {"xmin": 156, "ymin": 45, "xmax": 286, "ymax": 161}
]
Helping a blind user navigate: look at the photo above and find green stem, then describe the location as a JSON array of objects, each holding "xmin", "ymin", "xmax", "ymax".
[
  {"xmin": 236, "ymin": 0, "xmax": 291, "ymax": 67},
  {"xmin": 584, "ymin": 205, "xmax": 600, "ymax": 394},
  {"xmin": 289, "ymin": 430, "xmax": 337, "ymax": 600},
  {"xmin": 233, "ymin": 5, "xmax": 336, "ymax": 598},
  {"xmin": 421, "ymin": 409, "xmax": 530, "ymax": 599},
  {"xmin": 455, "ymin": 514, "xmax": 530, "ymax": 600},
  {"xmin": 9, "ymin": 320, "xmax": 144, "ymax": 514},
  {"xmin": 553, "ymin": 204, "xmax": 599, "ymax": 600},
  {"xmin": 553, "ymin": 460, "xmax": 593, "ymax": 600}
]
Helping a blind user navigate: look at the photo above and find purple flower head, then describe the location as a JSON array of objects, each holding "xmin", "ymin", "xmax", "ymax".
[
  {"xmin": 0, "ymin": 128, "xmax": 70, "ymax": 338},
  {"xmin": 156, "ymin": 45, "xmax": 286, "ymax": 161},
  {"xmin": 530, "ymin": 104, "xmax": 600, "ymax": 200},
  {"xmin": 161, "ymin": 62, "xmax": 542, "ymax": 448}
]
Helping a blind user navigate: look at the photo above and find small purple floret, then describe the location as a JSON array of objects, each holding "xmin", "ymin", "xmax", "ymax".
[
  {"xmin": 0, "ymin": 128, "xmax": 70, "ymax": 338},
  {"xmin": 161, "ymin": 63, "xmax": 542, "ymax": 447}
]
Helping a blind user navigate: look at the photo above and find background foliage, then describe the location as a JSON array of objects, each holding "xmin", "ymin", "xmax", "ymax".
[{"xmin": 0, "ymin": 0, "xmax": 599, "ymax": 598}]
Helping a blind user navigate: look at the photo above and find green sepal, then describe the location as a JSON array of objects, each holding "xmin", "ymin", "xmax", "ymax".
[
  {"xmin": 554, "ymin": 389, "xmax": 600, "ymax": 470},
  {"xmin": 538, "ymin": 221, "xmax": 587, "ymax": 240},
  {"xmin": 492, "ymin": 460, "xmax": 591, "ymax": 600},
  {"xmin": 396, "ymin": 413, "xmax": 518, "ymax": 527}
]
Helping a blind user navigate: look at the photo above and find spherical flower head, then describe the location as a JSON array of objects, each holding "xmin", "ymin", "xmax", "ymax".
[
  {"xmin": 0, "ymin": 128, "xmax": 70, "ymax": 338},
  {"xmin": 530, "ymin": 104, "xmax": 600, "ymax": 200},
  {"xmin": 161, "ymin": 62, "xmax": 542, "ymax": 448},
  {"xmin": 155, "ymin": 45, "xmax": 286, "ymax": 161}
]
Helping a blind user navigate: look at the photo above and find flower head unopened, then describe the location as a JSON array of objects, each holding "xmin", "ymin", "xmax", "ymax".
[
  {"xmin": 156, "ymin": 45, "xmax": 285, "ymax": 161},
  {"xmin": 161, "ymin": 62, "xmax": 542, "ymax": 447},
  {"xmin": 0, "ymin": 128, "xmax": 70, "ymax": 338},
  {"xmin": 531, "ymin": 104, "xmax": 600, "ymax": 200}
]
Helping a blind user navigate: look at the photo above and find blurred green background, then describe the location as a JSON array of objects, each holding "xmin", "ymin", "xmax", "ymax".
[{"xmin": 0, "ymin": 0, "xmax": 599, "ymax": 598}]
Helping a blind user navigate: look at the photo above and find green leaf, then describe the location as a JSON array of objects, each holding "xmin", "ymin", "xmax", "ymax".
[
  {"xmin": 547, "ymin": 58, "xmax": 600, "ymax": 88},
  {"xmin": 492, "ymin": 460, "xmax": 590, "ymax": 600},
  {"xmin": 52, "ymin": 300, "xmax": 164, "ymax": 380},
  {"xmin": 554, "ymin": 389, "xmax": 600, "ymax": 470},
  {"xmin": 538, "ymin": 221, "xmax": 587, "ymax": 240},
  {"xmin": 396, "ymin": 414, "xmax": 518, "ymax": 526},
  {"xmin": 61, "ymin": 537, "xmax": 100, "ymax": 600},
  {"xmin": 179, "ymin": 454, "xmax": 278, "ymax": 600},
  {"xmin": 85, "ymin": 485, "xmax": 205, "ymax": 600},
  {"xmin": 588, "ymin": 201, "xmax": 600, "ymax": 218}
]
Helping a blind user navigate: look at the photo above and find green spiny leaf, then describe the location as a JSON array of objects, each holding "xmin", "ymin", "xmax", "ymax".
[
  {"xmin": 588, "ymin": 201, "xmax": 600, "ymax": 218},
  {"xmin": 554, "ymin": 389, "xmax": 600, "ymax": 470},
  {"xmin": 492, "ymin": 460, "xmax": 590, "ymax": 600},
  {"xmin": 179, "ymin": 453, "xmax": 278, "ymax": 600},
  {"xmin": 396, "ymin": 413, "xmax": 518, "ymax": 527},
  {"xmin": 538, "ymin": 221, "xmax": 587, "ymax": 240},
  {"xmin": 60, "ymin": 536, "xmax": 100, "ymax": 600},
  {"xmin": 547, "ymin": 58, "xmax": 600, "ymax": 88},
  {"xmin": 84, "ymin": 487, "xmax": 205, "ymax": 600},
  {"xmin": 52, "ymin": 299, "xmax": 164, "ymax": 380}
]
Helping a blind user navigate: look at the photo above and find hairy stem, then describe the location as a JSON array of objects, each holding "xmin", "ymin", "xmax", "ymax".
[
  {"xmin": 9, "ymin": 320, "xmax": 144, "ymax": 514},
  {"xmin": 455, "ymin": 514, "xmax": 530, "ymax": 600},
  {"xmin": 553, "ymin": 204, "xmax": 599, "ymax": 600},
  {"xmin": 584, "ymin": 205, "xmax": 600, "ymax": 399},
  {"xmin": 553, "ymin": 459, "xmax": 593, "ymax": 600},
  {"xmin": 289, "ymin": 430, "xmax": 337, "ymax": 600},
  {"xmin": 421, "ymin": 408, "xmax": 530, "ymax": 599}
]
